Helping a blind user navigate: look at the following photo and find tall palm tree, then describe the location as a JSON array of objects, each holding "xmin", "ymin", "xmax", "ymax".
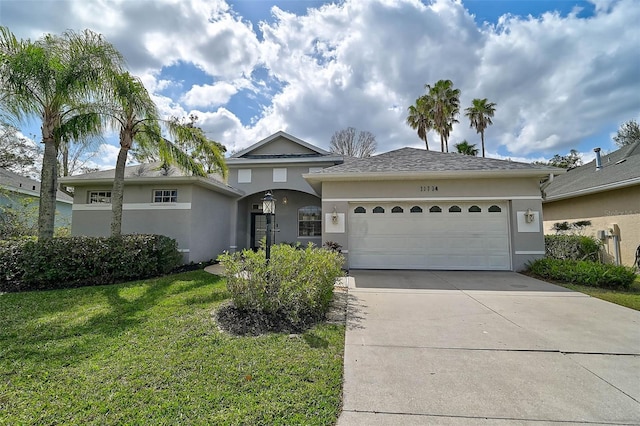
[
  {"xmin": 0, "ymin": 27, "xmax": 124, "ymax": 239},
  {"xmin": 406, "ymin": 95, "xmax": 433, "ymax": 150},
  {"xmin": 465, "ymin": 98, "xmax": 496, "ymax": 158},
  {"xmin": 106, "ymin": 72, "xmax": 227, "ymax": 236},
  {"xmin": 454, "ymin": 140, "xmax": 479, "ymax": 156},
  {"xmin": 426, "ymin": 79, "xmax": 460, "ymax": 153}
]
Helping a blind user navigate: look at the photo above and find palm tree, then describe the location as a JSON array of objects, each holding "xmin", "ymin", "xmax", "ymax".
[
  {"xmin": 465, "ymin": 98, "xmax": 496, "ymax": 158},
  {"xmin": 106, "ymin": 72, "xmax": 227, "ymax": 236},
  {"xmin": 454, "ymin": 140, "xmax": 479, "ymax": 156},
  {"xmin": 406, "ymin": 95, "xmax": 433, "ymax": 150},
  {"xmin": 426, "ymin": 80, "xmax": 460, "ymax": 153},
  {"xmin": 0, "ymin": 27, "xmax": 124, "ymax": 239}
]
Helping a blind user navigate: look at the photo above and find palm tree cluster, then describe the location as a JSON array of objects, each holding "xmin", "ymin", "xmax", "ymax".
[
  {"xmin": 406, "ymin": 80, "xmax": 496, "ymax": 157},
  {"xmin": 0, "ymin": 26, "xmax": 226, "ymax": 239}
]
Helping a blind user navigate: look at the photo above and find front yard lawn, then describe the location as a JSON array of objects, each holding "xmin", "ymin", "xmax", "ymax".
[
  {"xmin": 551, "ymin": 276, "xmax": 640, "ymax": 311},
  {"xmin": 0, "ymin": 270, "xmax": 344, "ymax": 425}
]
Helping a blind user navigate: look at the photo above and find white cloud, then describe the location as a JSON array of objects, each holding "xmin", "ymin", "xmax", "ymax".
[{"xmin": 3, "ymin": 0, "xmax": 639, "ymax": 162}]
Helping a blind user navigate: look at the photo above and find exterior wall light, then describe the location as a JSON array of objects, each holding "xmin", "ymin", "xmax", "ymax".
[
  {"xmin": 282, "ymin": 196, "xmax": 288, "ymax": 205},
  {"xmin": 524, "ymin": 208, "xmax": 535, "ymax": 223},
  {"xmin": 332, "ymin": 206, "xmax": 339, "ymax": 224}
]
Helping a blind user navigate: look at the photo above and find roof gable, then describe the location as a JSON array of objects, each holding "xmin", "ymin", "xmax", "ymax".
[
  {"xmin": 544, "ymin": 142, "xmax": 640, "ymax": 200},
  {"xmin": 230, "ymin": 131, "xmax": 331, "ymax": 159}
]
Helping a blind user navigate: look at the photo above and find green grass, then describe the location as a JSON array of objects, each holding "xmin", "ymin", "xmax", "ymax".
[
  {"xmin": 547, "ymin": 275, "xmax": 640, "ymax": 311},
  {"xmin": 0, "ymin": 271, "xmax": 345, "ymax": 425}
]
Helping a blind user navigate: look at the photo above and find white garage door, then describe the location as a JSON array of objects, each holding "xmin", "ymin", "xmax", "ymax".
[{"xmin": 348, "ymin": 202, "xmax": 511, "ymax": 270}]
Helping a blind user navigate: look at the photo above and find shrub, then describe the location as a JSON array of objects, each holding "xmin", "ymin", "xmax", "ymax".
[
  {"xmin": 527, "ymin": 258, "xmax": 636, "ymax": 289},
  {"xmin": 218, "ymin": 243, "xmax": 344, "ymax": 330},
  {"xmin": 545, "ymin": 234, "xmax": 601, "ymax": 262},
  {"xmin": 0, "ymin": 235, "xmax": 182, "ymax": 292}
]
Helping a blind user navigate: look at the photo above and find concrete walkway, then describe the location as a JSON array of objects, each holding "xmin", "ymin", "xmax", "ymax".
[{"xmin": 338, "ymin": 270, "xmax": 640, "ymax": 425}]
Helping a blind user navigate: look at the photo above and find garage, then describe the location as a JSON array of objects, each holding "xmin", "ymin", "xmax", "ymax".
[{"xmin": 348, "ymin": 201, "xmax": 511, "ymax": 270}]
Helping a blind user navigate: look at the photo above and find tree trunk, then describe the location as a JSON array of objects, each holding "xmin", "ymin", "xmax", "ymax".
[
  {"xmin": 38, "ymin": 137, "xmax": 58, "ymax": 240},
  {"xmin": 110, "ymin": 147, "xmax": 128, "ymax": 236},
  {"xmin": 481, "ymin": 131, "xmax": 486, "ymax": 158}
]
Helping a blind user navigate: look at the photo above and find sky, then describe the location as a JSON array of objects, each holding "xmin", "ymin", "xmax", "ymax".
[{"xmin": 0, "ymin": 0, "xmax": 639, "ymax": 172}]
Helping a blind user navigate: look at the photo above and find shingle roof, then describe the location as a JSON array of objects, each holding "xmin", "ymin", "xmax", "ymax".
[
  {"xmin": 0, "ymin": 167, "xmax": 73, "ymax": 203},
  {"xmin": 314, "ymin": 147, "xmax": 553, "ymax": 174},
  {"xmin": 544, "ymin": 142, "xmax": 640, "ymax": 200}
]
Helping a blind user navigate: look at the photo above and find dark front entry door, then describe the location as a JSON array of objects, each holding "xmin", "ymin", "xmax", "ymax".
[{"xmin": 251, "ymin": 213, "xmax": 267, "ymax": 250}]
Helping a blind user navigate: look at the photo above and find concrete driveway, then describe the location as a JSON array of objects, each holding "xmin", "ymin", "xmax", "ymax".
[{"xmin": 338, "ymin": 270, "xmax": 640, "ymax": 425}]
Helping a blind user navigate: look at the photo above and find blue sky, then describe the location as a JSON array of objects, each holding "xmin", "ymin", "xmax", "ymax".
[{"xmin": 1, "ymin": 0, "xmax": 638, "ymax": 171}]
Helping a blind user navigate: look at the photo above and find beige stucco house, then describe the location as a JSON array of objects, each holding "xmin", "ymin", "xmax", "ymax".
[
  {"xmin": 543, "ymin": 142, "xmax": 640, "ymax": 267},
  {"xmin": 62, "ymin": 131, "xmax": 561, "ymax": 270}
]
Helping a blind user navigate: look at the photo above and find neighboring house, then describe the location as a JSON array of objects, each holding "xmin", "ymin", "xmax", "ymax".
[
  {"xmin": 61, "ymin": 131, "xmax": 561, "ymax": 270},
  {"xmin": 0, "ymin": 167, "xmax": 73, "ymax": 230},
  {"xmin": 543, "ymin": 142, "xmax": 640, "ymax": 267}
]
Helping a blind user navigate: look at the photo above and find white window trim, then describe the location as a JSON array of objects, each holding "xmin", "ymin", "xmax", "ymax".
[
  {"xmin": 88, "ymin": 190, "xmax": 112, "ymax": 204},
  {"xmin": 153, "ymin": 189, "xmax": 178, "ymax": 203}
]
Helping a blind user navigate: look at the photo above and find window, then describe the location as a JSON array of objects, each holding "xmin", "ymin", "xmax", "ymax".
[
  {"xmin": 273, "ymin": 168, "xmax": 287, "ymax": 182},
  {"xmin": 298, "ymin": 206, "xmax": 321, "ymax": 237},
  {"xmin": 89, "ymin": 190, "xmax": 111, "ymax": 204},
  {"xmin": 354, "ymin": 206, "xmax": 366, "ymax": 214},
  {"xmin": 154, "ymin": 189, "xmax": 177, "ymax": 203},
  {"xmin": 238, "ymin": 169, "xmax": 252, "ymax": 183},
  {"xmin": 488, "ymin": 205, "xmax": 502, "ymax": 212},
  {"xmin": 429, "ymin": 206, "xmax": 442, "ymax": 213},
  {"xmin": 373, "ymin": 206, "xmax": 385, "ymax": 213},
  {"xmin": 469, "ymin": 205, "xmax": 481, "ymax": 213},
  {"xmin": 449, "ymin": 205, "xmax": 462, "ymax": 213},
  {"xmin": 410, "ymin": 206, "xmax": 423, "ymax": 213},
  {"xmin": 391, "ymin": 206, "xmax": 404, "ymax": 213}
]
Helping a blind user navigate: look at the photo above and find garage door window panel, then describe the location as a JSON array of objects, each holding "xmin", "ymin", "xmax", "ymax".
[
  {"xmin": 469, "ymin": 205, "xmax": 481, "ymax": 213},
  {"xmin": 429, "ymin": 206, "xmax": 442, "ymax": 213},
  {"xmin": 489, "ymin": 205, "xmax": 502, "ymax": 212},
  {"xmin": 449, "ymin": 205, "xmax": 462, "ymax": 213},
  {"xmin": 410, "ymin": 206, "xmax": 423, "ymax": 213},
  {"xmin": 373, "ymin": 206, "xmax": 385, "ymax": 213},
  {"xmin": 354, "ymin": 206, "xmax": 366, "ymax": 214},
  {"xmin": 391, "ymin": 206, "xmax": 404, "ymax": 213},
  {"xmin": 299, "ymin": 206, "xmax": 321, "ymax": 237}
]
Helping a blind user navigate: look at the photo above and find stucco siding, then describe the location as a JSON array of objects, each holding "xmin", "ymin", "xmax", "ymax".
[
  {"xmin": 189, "ymin": 186, "xmax": 236, "ymax": 262},
  {"xmin": 229, "ymin": 164, "xmax": 321, "ymax": 196},
  {"xmin": 543, "ymin": 186, "xmax": 640, "ymax": 267},
  {"xmin": 321, "ymin": 177, "xmax": 542, "ymax": 199},
  {"xmin": 248, "ymin": 136, "xmax": 319, "ymax": 156}
]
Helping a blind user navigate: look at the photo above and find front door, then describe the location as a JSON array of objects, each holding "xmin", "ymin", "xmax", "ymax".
[{"xmin": 250, "ymin": 213, "xmax": 266, "ymax": 250}]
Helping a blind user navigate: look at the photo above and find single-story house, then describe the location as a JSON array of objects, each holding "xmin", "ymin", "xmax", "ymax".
[
  {"xmin": 543, "ymin": 142, "xmax": 640, "ymax": 267},
  {"xmin": 0, "ymin": 167, "xmax": 73, "ymax": 229},
  {"xmin": 61, "ymin": 131, "xmax": 562, "ymax": 271}
]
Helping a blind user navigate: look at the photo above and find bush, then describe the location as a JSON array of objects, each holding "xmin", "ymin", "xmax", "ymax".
[
  {"xmin": 527, "ymin": 258, "xmax": 636, "ymax": 289},
  {"xmin": 0, "ymin": 235, "xmax": 182, "ymax": 292},
  {"xmin": 218, "ymin": 243, "xmax": 344, "ymax": 331},
  {"xmin": 545, "ymin": 234, "xmax": 601, "ymax": 261}
]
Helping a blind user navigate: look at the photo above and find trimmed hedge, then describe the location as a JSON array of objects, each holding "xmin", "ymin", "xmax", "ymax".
[
  {"xmin": 218, "ymin": 243, "xmax": 344, "ymax": 328},
  {"xmin": 527, "ymin": 258, "xmax": 636, "ymax": 289},
  {"xmin": 0, "ymin": 235, "xmax": 182, "ymax": 292},
  {"xmin": 545, "ymin": 234, "xmax": 601, "ymax": 262}
]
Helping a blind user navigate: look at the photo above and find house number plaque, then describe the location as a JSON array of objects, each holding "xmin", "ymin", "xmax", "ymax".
[{"xmin": 419, "ymin": 185, "xmax": 438, "ymax": 192}]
